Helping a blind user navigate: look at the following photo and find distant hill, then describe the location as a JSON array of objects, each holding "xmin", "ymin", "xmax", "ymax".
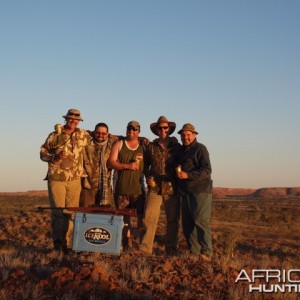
[
  {"xmin": 213, "ymin": 187, "xmax": 300, "ymax": 198},
  {"xmin": 252, "ymin": 187, "xmax": 300, "ymax": 198},
  {"xmin": 213, "ymin": 188, "xmax": 256, "ymax": 199},
  {"xmin": 0, "ymin": 190, "xmax": 48, "ymax": 197},
  {"xmin": 1, "ymin": 187, "xmax": 300, "ymax": 198}
]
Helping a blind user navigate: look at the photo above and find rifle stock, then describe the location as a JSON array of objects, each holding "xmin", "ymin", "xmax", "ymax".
[{"xmin": 37, "ymin": 206, "xmax": 136, "ymax": 216}]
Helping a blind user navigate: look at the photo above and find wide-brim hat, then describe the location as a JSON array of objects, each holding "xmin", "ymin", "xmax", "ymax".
[
  {"xmin": 63, "ymin": 109, "xmax": 83, "ymax": 121},
  {"xmin": 150, "ymin": 116, "xmax": 176, "ymax": 136},
  {"xmin": 177, "ymin": 123, "xmax": 198, "ymax": 135}
]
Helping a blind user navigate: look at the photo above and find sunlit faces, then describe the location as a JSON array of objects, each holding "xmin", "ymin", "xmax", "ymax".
[
  {"xmin": 126, "ymin": 126, "xmax": 140, "ymax": 139},
  {"xmin": 65, "ymin": 117, "xmax": 80, "ymax": 130},
  {"xmin": 94, "ymin": 127, "xmax": 108, "ymax": 143},
  {"xmin": 180, "ymin": 131, "xmax": 196, "ymax": 146},
  {"xmin": 156, "ymin": 122, "xmax": 169, "ymax": 138}
]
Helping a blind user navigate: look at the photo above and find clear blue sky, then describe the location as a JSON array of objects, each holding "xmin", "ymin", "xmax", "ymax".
[{"xmin": 0, "ymin": 1, "xmax": 299, "ymax": 192}]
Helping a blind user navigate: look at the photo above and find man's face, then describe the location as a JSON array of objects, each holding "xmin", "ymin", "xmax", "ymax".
[
  {"xmin": 180, "ymin": 131, "xmax": 196, "ymax": 146},
  {"xmin": 94, "ymin": 126, "xmax": 108, "ymax": 143},
  {"xmin": 65, "ymin": 118, "xmax": 80, "ymax": 130},
  {"xmin": 156, "ymin": 122, "xmax": 169, "ymax": 139},
  {"xmin": 126, "ymin": 126, "xmax": 140, "ymax": 140}
]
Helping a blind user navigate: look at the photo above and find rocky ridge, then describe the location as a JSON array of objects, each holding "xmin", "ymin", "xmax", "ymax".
[{"xmin": 1, "ymin": 187, "xmax": 300, "ymax": 199}]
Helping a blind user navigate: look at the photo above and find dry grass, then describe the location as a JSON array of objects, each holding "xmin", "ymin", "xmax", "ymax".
[{"xmin": 0, "ymin": 194, "xmax": 299, "ymax": 299}]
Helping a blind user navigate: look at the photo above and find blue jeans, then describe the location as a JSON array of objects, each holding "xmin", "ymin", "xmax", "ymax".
[{"xmin": 181, "ymin": 193, "xmax": 212, "ymax": 255}]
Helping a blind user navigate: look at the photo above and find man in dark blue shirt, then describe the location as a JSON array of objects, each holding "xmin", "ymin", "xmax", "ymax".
[{"xmin": 176, "ymin": 123, "xmax": 213, "ymax": 261}]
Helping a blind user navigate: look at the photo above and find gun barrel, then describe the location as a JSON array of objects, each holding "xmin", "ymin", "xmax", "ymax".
[{"xmin": 37, "ymin": 206, "xmax": 136, "ymax": 216}]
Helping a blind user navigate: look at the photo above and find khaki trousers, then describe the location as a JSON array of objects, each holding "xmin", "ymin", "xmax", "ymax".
[
  {"xmin": 140, "ymin": 191, "xmax": 180, "ymax": 254},
  {"xmin": 48, "ymin": 179, "xmax": 81, "ymax": 248}
]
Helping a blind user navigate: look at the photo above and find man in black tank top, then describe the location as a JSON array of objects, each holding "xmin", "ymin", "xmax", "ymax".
[{"xmin": 107, "ymin": 121, "xmax": 145, "ymax": 250}]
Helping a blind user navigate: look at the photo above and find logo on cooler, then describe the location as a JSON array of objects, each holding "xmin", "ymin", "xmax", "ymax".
[{"xmin": 84, "ymin": 227, "xmax": 111, "ymax": 245}]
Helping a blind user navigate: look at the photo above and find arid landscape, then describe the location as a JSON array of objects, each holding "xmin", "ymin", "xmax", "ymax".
[{"xmin": 0, "ymin": 187, "xmax": 299, "ymax": 299}]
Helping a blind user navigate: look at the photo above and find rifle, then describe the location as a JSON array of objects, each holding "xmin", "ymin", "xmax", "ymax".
[{"xmin": 37, "ymin": 206, "xmax": 136, "ymax": 216}]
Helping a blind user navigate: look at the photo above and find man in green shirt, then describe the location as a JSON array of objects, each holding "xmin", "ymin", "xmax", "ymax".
[{"xmin": 107, "ymin": 121, "xmax": 145, "ymax": 250}]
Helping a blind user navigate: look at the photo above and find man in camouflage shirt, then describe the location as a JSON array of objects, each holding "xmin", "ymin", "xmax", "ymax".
[
  {"xmin": 139, "ymin": 116, "xmax": 181, "ymax": 255},
  {"xmin": 40, "ymin": 109, "xmax": 91, "ymax": 253},
  {"xmin": 80, "ymin": 122, "xmax": 116, "ymax": 208}
]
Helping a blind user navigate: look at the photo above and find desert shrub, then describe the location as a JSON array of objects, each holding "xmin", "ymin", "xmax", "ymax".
[{"xmin": 216, "ymin": 230, "xmax": 241, "ymax": 258}]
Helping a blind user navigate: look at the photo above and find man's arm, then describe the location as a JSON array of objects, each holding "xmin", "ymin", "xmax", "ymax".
[{"xmin": 40, "ymin": 133, "xmax": 59, "ymax": 162}]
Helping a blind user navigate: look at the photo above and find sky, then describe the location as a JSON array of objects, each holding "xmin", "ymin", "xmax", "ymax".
[{"xmin": 0, "ymin": 0, "xmax": 299, "ymax": 192}]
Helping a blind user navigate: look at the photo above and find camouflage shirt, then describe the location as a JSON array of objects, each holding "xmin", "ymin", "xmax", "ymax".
[
  {"xmin": 144, "ymin": 136, "xmax": 180, "ymax": 195},
  {"xmin": 81, "ymin": 138, "xmax": 115, "ymax": 190},
  {"xmin": 40, "ymin": 128, "xmax": 91, "ymax": 181}
]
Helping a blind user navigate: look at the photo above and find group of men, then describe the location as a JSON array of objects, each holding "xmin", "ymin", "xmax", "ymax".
[{"xmin": 40, "ymin": 108, "xmax": 213, "ymax": 261}]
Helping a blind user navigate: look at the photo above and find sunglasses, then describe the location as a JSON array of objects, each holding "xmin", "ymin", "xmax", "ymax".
[
  {"xmin": 157, "ymin": 126, "xmax": 169, "ymax": 130},
  {"xmin": 127, "ymin": 127, "xmax": 139, "ymax": 131},
  {"xmin": 68, "ymin": 113, "xmax": 80, "ymax": 117}
]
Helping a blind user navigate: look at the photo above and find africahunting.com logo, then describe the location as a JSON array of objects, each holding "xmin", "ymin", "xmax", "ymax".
[{"xmin": 235, "ymin": 269, "xmax": 300, "ymax": 293}]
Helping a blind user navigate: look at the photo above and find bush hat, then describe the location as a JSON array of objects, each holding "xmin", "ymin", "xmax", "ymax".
[
  {"xmin": 127, "ymin": 120, "xmax": 140, "ymax": 130},
  {"xmin": 150, "ymin": 116, "xmax": 176, "ymax": 136},
  {"xmin": 178, "ymin": 123, "xmax": 198, "ymax": 135},
  {"xmin": 63, "ymin": 109, "xmax": 83, "ymax": 121}
]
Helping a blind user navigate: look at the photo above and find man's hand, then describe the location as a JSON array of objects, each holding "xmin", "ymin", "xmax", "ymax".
[
  {"xmin": 127, "ymin": 161, "xmax": 140, "ymax": 170},
  {"xmin": 177, "ymin": 171, "xmax": 188, "ymax": 179},
  {"xmin": 139, "ymin": 137, "xmax": 150, "ymax": 145}
]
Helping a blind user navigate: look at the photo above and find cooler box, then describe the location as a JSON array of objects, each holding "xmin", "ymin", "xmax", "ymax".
[{"xmin": 72, "ymin": 212, "xmax": 124, "ymax": 255}]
